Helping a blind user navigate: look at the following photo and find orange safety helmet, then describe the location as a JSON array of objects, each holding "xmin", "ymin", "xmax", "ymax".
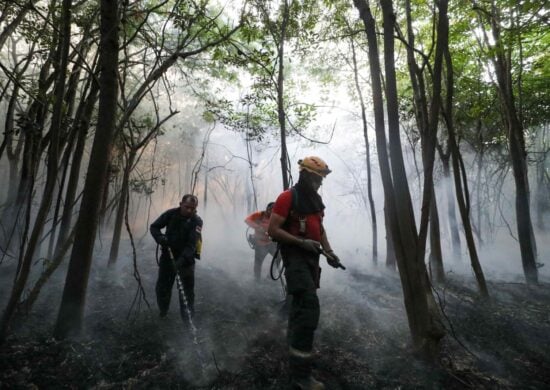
[{"xmin": 298, "ymin": 156, "xmax": 332, "ymax": 178}]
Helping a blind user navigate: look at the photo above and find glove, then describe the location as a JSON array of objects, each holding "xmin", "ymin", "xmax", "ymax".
[
  {"xmin": 157, "ymin": 235, "xmax": 169, "ymax": 247},
  {"xmin": 326, "ymin": 251, "xmax": 341, "ymax": 268},
  {"xmin": 298, "ymin": 238, "xmax": 321, "ymax": 253}
]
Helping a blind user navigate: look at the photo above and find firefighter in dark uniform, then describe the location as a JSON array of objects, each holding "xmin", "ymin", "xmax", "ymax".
[
  {"xmin": 268, "ymin": 157, "xmax": 342, "ymax": 390},
  {"xmin": 150, "ymin": 194, "xmax": 203, "ymax": 319}
]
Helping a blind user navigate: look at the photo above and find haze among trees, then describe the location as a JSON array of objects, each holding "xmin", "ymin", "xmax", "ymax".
[{"xmin": 0, "ymin": 0, "xmax": 549, "ymax": 387}]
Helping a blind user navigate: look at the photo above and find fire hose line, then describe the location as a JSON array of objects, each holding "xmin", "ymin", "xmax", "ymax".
[
  {"xmin": 167, "ymin": 248, "xmax": 208, "ymax": 376},
  {"xmin": 269, "ymin": 246, "xmax": 287, "ymax": 298}
]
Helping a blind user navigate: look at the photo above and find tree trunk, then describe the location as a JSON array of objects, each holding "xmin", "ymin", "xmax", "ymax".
[
  {"xmin": 403, "ymin": 0, "xmax": 446, "ymax": 284},
  {"xmin": 6, "ymin": 27, "xmax": 57, "ymax": 243},
  {"xmin": 350, "ymin": 33, "xmax": 378, "ymax": 265},
  {"xmin": 277, "ymin": 0, "xmax": 290, "ymax": 189},
  {"xmin": 474, "ymin": 128, "xmax": 485, "ymax": 247},
  {"xmin": 0, "ymin": 0, "xmax": 72, "ymax": 343},
  {"xmin": 535, "ymin": 126, "xmax": 549, "ymax": 231},
  {"xmin": 429, "ymin": 189, "xmax": 445, "ymax": 284},
  {"xmin": 18, "ymin": 226, "xmax": 76, "ymax": 315},
  {"xmin": 55, "ymin": 81, "xmax": 100, "ymax": 256},
  {"xmin": 0, "ymin": 1, "xmax": 36, "ymax": 50},
  {"xmin": 354, "ymin": 0, "xmax": 444, "ymax": 360},
  {"xmin": 443, "ymin": 47, "xmax": 489, "ymax": 297},
  {"xmin": 2, "ymin": 84, "xmax": 21, "ymax": 205},
  {"xmin": 108, "ymin": 149, "xmax": 136, "ymax": 266},
  {"xmin": 381, "ymin": 0, "xmax": 444, "ymax": 358},
  {"xmin": 384, "ymin": 205, "xmax": 396, "ymax": 270},
  {"xmin": 440, "ymin": 155, "xmax": 461, "ymax": 259},
  {"xmin": 54, "ymin": 0, "xmax": 119, "ymax": 339},
  {"xmin": 476, "ymin": 0, "xmax": 538, "ymax": 284}
]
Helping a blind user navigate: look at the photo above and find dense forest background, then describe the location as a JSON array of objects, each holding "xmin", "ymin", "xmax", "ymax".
[{"xmin": 0, "ymin": 0, "xmax": 549, "ymax": 388}]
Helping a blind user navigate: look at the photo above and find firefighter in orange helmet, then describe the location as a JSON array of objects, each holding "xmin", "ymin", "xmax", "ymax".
[{"xmin": 268, "ymin": 156, "xmax": 343, "ymax": 390}]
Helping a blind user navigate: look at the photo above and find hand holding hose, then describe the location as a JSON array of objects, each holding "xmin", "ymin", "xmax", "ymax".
[
  {"xmin": 298, "ymin": 238, "xmax": 321, "ymax": 253},
  {"xmin": 320, "ymin": 248, "xmax": 346, "ymax": 270}
]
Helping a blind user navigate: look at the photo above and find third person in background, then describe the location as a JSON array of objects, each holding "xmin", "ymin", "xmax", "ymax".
[{"xmin": 245, "ymin": 202, "xmax": 277, "ymax": 281}]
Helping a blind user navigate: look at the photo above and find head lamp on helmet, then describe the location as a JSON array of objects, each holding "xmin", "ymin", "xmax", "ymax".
[{"xmin": 298, "ymin": 156, "xmax": 331, "ymax": 178}]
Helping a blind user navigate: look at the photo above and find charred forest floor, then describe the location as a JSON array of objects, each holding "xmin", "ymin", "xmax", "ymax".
[{"xmin": 1, "ymin": 245, "xmax": 550, "ymax": 389}]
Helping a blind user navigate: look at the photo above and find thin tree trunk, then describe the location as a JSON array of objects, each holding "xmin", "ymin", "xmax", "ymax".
[
  {"xmin": 46, "ymin": 34, "xmax": 94, "ymax": 253},
  {"xmin": 535, "ymin": 126, "xmax": 549, "ymax": 231},
  {"xmin": 245, "ymin": 132, "xmax": 258, "ymax": 213},
  {"xmin": 474, "ymin": 127, "xmax": 485, "ymax": 246},
  {"xmin": 440, "ymin": 155, "xmax": 461, "ymax": 259},
  {"xmin": 55, "ymin": 81, "xmax": 100, "ymax": 256},
  {"xmin": 350, "ymin": 33, "xmax": 378, "ymax": 265},
  {"xmin": 444, "ymin": 47, "xmax": 488, "ymax": 297},
  {"xmin": 429, "ymin": 188, "xmax": 445, "ymax": 283},
  {"xmin": 475, "ymin": 0, "xmax": 538, "ymax": 284},
  {"xmin": 277, "ymin": 0, "xmax": 290, "ymax": 190},
  {"xmin": 385, "ymin": 205, "xmax": 396, "ymax": 270},
  {"xmin": 18, "ymin": 226, "xmax": 76, "ymax": 315},
  {"xmin": 0, "ymin": 1, "xmax": 37, "ymax": 50},
  {"xmin": 108, "ymin": 149, "xmax": 135, "ymax": 266},
  {"xmin": 0, "ymin": 0, "xmax": 72, "ymax": 343}
]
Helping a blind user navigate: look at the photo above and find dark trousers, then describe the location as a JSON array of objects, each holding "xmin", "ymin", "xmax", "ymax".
[
  {"xmin": 254, "ymin": 242, "xmax": 277, "ymax": 280},
  {"xmin": 282, "ymin": 246, "xmax": 321, "ymax": 379},
  {"xmin": 156, "ymin": 255, "xmax": 195, "ymax": 318}
]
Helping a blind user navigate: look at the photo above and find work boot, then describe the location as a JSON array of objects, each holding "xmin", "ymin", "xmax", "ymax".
[{"xmin": 292, "ymin": 375, "xmax": 325, "ymax": 390}]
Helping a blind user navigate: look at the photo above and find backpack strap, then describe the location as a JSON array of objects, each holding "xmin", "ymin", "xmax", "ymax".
[
  {"xmin": 292, "ymin": 187, "xmax": 299, "ymax": 211},
  {"xmin": 283, "ymin": 187, "xmax": 298, "ymax": 223},
  {"xmin": 287, "ymin": 187, "xmax": 307, "ymax": 236}
]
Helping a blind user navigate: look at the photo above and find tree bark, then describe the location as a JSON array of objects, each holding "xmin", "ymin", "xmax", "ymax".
[
  {"xmin": 443, "ymin": 47, "xmax": 489, "ymax": 297},
  {"xmin": 440, "ymin": 153, "xmax": 461, "ymax": 259},
  {"xmin": 474, "ymin": 1, "xmax": 538, "ymax": 284},
  {"xmin": 54, "ymin": 0, "xmax": 119, "ymax": 339},
  {"xmin": 354, "ymin": 0, "xmax": 444, "ymax": 360},
  {"xmin": 350, "ymin": 33, "xmax": 378, "ymax": 265},
  {"xmin": 429, "ymin": 188, "xmax": 445, "ymax": 283},
  {"xmin": 277, "ymin": 0, "xmax": 290, "ymax": 189},
  {"xmin": 496, "ymin": 48, "xmax": 538, "ymax": 284},
  {"xmin": 384, "ymin": 205, "xmax": 396, "ymax": 270},
  {"xmin": 108, "ymin": 149, "xmax": 135, "ymax": 266},
  {"xmin": 54, "ymin": 81, "xmax": 100, "ymax": 256}
]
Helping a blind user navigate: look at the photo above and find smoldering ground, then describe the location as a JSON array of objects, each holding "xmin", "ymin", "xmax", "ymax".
[{"xmin": 2, "ymin": 228, "xmax": 550, "ymax": 389}]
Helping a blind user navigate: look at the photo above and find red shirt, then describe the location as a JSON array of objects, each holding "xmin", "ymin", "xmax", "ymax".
[
  {"xmin": 245, "ymin": 211, "xmax": 272, "ymax": 245},
  {"xmin": 272, "ymin": 189, "xmax": 323, "ymax": 242}
]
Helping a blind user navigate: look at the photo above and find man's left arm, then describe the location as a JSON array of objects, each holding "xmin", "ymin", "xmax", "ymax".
[
  {"xmin": 320, "ymin": 224, "xmax": 343, "ymax": 269},
  {"xmin": 320, "ymin": 224, "xmax": 332, "ymax": 253},
  {"xmin": 182, "ymin": 216, "xmax": 203, "ymax": 262}
]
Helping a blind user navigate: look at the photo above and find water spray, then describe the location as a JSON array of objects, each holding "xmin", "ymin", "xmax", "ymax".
[{"xmin": 166, "ymin": 247, "xmax": 208, "ymax": 376}]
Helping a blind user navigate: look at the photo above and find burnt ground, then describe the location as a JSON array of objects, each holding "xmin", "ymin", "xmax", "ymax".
[{"xmin": 1, "ymin": 245, "xmax": 550, "ymax": 389}]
